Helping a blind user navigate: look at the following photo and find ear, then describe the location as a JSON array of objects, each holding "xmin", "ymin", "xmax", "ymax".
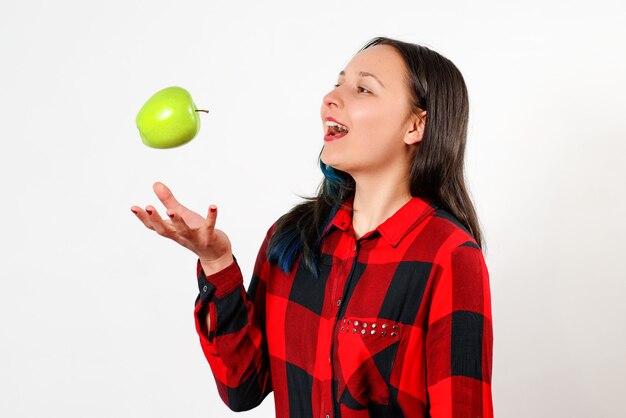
[{"xmin": 404, "ymin": 110, "xmax": 427, "ymax": 145}]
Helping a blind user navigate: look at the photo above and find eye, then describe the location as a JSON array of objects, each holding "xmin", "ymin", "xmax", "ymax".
[{"xmin": 333, "ymin": 84, "xmax": 371, "ymax": 94}]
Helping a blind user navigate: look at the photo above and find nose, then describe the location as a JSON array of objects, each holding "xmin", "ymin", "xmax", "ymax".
[{"xmin": 322, "ymin": 87, "xmax": 343, "ymax": 109}]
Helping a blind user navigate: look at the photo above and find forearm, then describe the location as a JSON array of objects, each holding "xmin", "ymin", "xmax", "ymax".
[
  {"xmin": 200, "ymin": 253, "xmax": 234, "ymax": 332},
  {"xmin": 196, "ymin": 254, "xmax": 235, "ymax": 340},
  {"xmin": 193, "ymin": 257, "xmax": 272, "ymax": 411}
]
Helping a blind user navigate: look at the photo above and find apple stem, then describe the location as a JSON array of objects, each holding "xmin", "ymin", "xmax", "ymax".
[{"xmin": 195, "ymin": 109, "xmax": 210, "ymax": 113}]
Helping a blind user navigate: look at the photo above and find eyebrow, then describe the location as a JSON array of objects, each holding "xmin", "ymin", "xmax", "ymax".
[{"xmin": 338, "ymin": 70, "xmax": 385, "ymax": 88}]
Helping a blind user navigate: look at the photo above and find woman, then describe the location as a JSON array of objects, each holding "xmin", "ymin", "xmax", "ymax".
[{"xmin": 131, "ymin": 36, "xmax": 493, "ymax": 418}]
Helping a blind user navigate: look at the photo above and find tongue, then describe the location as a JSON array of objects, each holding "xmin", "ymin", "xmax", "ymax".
[{"xmin": 331, "ymin": 126, "xmax": 346, "ymax": 136}]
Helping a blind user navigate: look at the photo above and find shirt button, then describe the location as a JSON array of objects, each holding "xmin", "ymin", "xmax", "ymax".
[
  {"xmin": 353, "ymin": 245, "xmax": 357, "ymax": 252},
  {"xmin": 337, "ymin": 299, "xmax": 342, "ymax": 307},
  {"xmin": 326, "ymin": 414, "xmax": 330, "ymax": 418},
  {"xmin": 202, "ymin": 285, "xmax": 208, "ymax": 292}
]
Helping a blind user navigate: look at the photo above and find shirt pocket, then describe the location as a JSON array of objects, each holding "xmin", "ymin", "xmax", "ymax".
[{"xmin": 335, "ymin": 316, "xmax": 404, "ymax": 407}]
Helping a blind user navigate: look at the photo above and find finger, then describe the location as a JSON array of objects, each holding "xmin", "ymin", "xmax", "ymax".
[
  {"xmin": 131, "ymin": 206, "xmax": 155, "ymax": 231},
  {"xmin": 205, "ymin": 205, "xmax": 218, "ymax": 230},
  {"xmin": 165, "ymin": 209, "xmax": 194, "ymax": 238},
  {"xmin": 153, "ymin": 182, "xmax": 186, "ymax": 212},
  {"xmin": 145, "ymin": 205, "xmax": 177, "ymax": 237}
]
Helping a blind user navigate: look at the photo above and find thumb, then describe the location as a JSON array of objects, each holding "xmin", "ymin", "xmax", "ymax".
[{"xmin": 153, "ymin": 181, "xmax": 182, "ymax": 210}]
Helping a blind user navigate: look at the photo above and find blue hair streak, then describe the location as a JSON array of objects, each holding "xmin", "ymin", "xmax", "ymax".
[{"xmin": 267, "ymin": 161, "xmax": 346, "ymax": 278}]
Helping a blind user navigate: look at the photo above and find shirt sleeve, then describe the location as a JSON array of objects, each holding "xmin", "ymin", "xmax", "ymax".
[
  {"xmin": 193, "ymin": 223, "xmax": 276, "ymax": 412},
  {"xmin": 425, "ymin": 241, "xmax": 494, "ymax": 418}
]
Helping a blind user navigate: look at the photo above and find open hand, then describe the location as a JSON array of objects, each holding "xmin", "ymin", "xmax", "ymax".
[{"xmin": 131, "ymin": 182, "xmax": 233, "ymax": 272}]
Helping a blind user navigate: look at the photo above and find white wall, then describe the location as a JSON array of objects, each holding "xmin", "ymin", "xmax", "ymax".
[{"xmin": 1, "ymin": 0, "xmax": 624, "ymax": 417}]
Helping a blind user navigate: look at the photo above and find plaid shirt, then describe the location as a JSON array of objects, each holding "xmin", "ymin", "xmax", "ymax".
[{"xmin": 193, "ymin": 196, "xmax": 493, "ymax": 417}]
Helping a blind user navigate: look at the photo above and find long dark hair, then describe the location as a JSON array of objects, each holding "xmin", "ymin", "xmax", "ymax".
[{"xmin": 267, "ymin": 36, "xmax": 484, "ymax": 278}]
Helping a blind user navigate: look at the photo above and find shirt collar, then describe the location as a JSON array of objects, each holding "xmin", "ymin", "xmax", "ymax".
[{"xmin": 324, "ymin": 195, "xmax": 437, "ymax": 247}]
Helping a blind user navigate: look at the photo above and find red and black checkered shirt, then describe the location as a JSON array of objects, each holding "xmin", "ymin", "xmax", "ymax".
[{"xmin": 193, "ymin": 196, "xmax": 493, "ymax": 417}]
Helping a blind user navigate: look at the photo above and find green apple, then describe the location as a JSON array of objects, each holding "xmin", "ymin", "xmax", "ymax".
[{"xmin": 135, "ymin": 86, "xmax": 208, "ymax": 149}]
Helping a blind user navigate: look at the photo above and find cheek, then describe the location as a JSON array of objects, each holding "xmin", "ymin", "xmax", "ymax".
[
  {"xmin": 352, "ymin": 110, "xmax": 404, "ymax": 152},
  {"xmin": 353, "ymin": 98, "xmax": 404, "ymax": 131},
  {"xmin": 350, "ymin": 108, "xmax": 384, "ymax": 144}
]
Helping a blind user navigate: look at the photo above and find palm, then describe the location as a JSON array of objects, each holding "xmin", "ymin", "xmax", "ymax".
[{"xmin": 176, "ymin": 205, "xmax": 206, "ymax": 230}]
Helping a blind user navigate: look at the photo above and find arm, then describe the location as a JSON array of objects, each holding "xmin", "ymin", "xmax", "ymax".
[
  {"xmin": 426, "ymin": 242, "xmax": 494, "ymax": 417},
  {"xmin": 200, "ymin": 253, "xmax": 238, "ymax": 331},
  {"xmin": 193, "ymin": 223, "xmax": 276, "ymax": 412}
]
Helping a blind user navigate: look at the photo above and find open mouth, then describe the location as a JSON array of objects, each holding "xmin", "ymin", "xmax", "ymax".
[{"xmin": 325, "ymin": 124, "xmax": 349, "ymax": 140}]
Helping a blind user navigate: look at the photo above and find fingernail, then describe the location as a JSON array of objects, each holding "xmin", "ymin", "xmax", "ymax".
[
  {"xmin": 146, "ymin": 209, "xmax": 153, "ymax": 215},
  {"xmin": 131, "ymin": 208, "xmax": 138, "ymax": 215},
  {"xmin": 167, "ymin": 212, "xmax": 174, "ymax": 218},
  {"xmin": 210, "ymin": 207, "xmax": 216, "ymax": 213}
]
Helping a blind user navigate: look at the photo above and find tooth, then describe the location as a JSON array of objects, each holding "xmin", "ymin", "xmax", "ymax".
[{"xmin": 326, "ymin": 120, "xmax": 349, "ymax": 131}]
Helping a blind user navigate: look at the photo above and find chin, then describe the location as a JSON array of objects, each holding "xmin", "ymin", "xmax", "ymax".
[
  {"xmin": 322, "ymin": 149, "xmax": 362, "ymax": 174},
  {"xmin": 320, "ymin": 153, "xmax": 340, "ymax": 170}
]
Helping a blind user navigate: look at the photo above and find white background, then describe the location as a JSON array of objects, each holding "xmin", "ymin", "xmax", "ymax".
[{"xmin": 1, "ymin": 0, "xmax": 625, "ymax": 417}]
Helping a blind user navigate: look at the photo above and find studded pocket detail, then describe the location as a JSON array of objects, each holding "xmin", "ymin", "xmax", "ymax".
[
  {"xmin": 335, "ymin": 316, "xmax": 404, "ymax": 407},
  {"xmin": 339, "ymin": 318, "xmax": 403, "ymax": 338}
]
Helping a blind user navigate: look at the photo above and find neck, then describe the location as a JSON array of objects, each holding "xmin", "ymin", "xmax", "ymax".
[{"xmin": 350, "ymin": 168, "xmax": 412, "ymax": 240}]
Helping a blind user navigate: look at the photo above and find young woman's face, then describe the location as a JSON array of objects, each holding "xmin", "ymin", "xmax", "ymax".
[{"xmin": 319, "ymin": 44, "xmax": 423, "ymax": 177}]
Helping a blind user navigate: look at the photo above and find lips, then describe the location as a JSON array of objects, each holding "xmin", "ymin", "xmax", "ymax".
[
  {"xmin": 324, "ymin": 116, "xmax": 349, "ymax": 142},
  {"xmin": 326, "ymin": 116, "xmax": 348, "ymax": 128}
]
